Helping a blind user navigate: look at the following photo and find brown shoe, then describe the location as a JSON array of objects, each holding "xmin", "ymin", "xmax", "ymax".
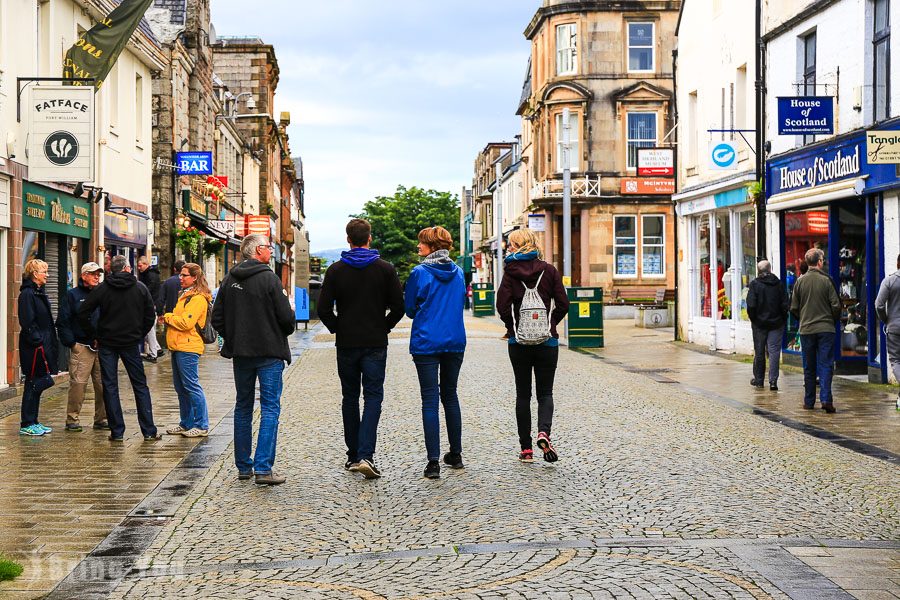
[
  {"xmin": 254, "ymin": 472, "xmax": 286, "ymax": 485},
  {"xmin": 823, "ymin": 403, "xmax": 836, "ymax": 414}
]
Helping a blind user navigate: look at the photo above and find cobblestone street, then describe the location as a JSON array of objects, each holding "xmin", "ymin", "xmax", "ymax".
[{"xmin": 3, "ymin": 316, "xmax": 899, "ymax": 599}]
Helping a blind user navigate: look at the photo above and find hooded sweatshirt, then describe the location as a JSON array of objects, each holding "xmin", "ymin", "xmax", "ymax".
[
  {"xmin": 496, "ymin": 256, "xmax": 569, "ymax": 341},
  {"xmin": 746, "ymin": 272, "xmax": 789, "ymax": 330},
  {"xmin": 875, "ymin": 269, "xmax": 900, "ymax": 334},
  {"xmin": 77, "ymin": 271, "xmax": 156, "ymax": 348},
  {"xmin": 317, "ymin": 248, "xmax": 404, "ymax": 348},
  {"xmin": 210, "ymin": 259, "xmax": 295, "ymax": 362},
  {"xmin": 404, "ymin": 253, "xmax": 466, "ymax": 355}
]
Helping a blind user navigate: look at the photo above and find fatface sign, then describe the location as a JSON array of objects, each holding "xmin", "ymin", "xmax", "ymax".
[
  {"xmin": 28, "ymin": 86, "xmax": 95, "ymax": 182},
  {"xmin": 866, "ymin": 130, "xmax": 900, "ymax": 164},
  {"xmin": 636, "ymin": 148, "xmax": 674, "ymax": 177},
  {"xmin": 777, "ymin": 97, "xmax": 834, "ymax": 135},
  {"xmin": 176, "ymin": 152, "xmax": 213, "ymax": 176}
]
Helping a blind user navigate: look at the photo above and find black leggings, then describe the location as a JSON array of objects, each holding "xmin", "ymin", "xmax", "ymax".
[{"xmin": 508, "ymin": 343, "xmax": 558, "ymax": 450}]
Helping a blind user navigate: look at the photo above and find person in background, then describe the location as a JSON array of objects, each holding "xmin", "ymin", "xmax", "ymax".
[
  {"xmin": 746, "ymin": 260, "xmax": 789, "ymax": 391},
  {"xmin": 164, "ymin": 263, "xmax": 212, "ymax": 437},
  {"xmin": 404, "ymin": 226, "xmax": 467, "ymax": 480},
  {"xmin": 56, "ymin": 262, "xmax": 108, "ymax": 432},
  {"xmin": 18, "ymin": 259, "xmax": 58, "ymax": 436},
  {"xmin": 103, "ymin": 252, "xmax": 111, "ymax": 279},
  {"xmin": 875, "ymin": 253, "xmax": 900, "ymax": 411},
  {"xmin": 496, "ymin": 228, "xmax": 568, "ymax": 463},
  {"xmin": 137, "ymin": 256, "xmax": 163, "ymax": 363},
  {"xmin": 159, "ymin": 260, "xmax": 187, "ymax": 316}
]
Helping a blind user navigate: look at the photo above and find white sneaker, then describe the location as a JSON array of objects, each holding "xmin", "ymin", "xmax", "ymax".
[
  {"xmin": 181, "ymin": 428, "xmax": 208, "ymax": 438},
  {"xmin": 166, "ymin": 425, "xmax": 186, "ymax": 435}
]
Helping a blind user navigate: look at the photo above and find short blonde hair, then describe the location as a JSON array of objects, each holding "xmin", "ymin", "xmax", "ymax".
[
  {"xmin": 507, "ymin": 228, "xmax": 543, "ymax": 259},
  {"xmin": 24, "ymin": 259, "xmax": 48, "ymax": 280},
  {"xmin": 418, "ymin": 226, "xmax": 453, "ymax": 252}
]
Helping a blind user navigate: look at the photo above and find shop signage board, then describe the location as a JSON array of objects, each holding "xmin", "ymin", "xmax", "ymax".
[
  {"xmin": 768, "ymin": 141, "xmax": 863, "ymax": 196},
  {"xmin": 28, "ymin": 86, "xmax": 95, "ymax": 183},
  {"xmin": 777, "ymin": 97, "xmax": 834, "ymax": 135},
  {"xmin": 182, "ymin": 189, "xmax": 208, "ymax": 220},
  {"xmin": 207, "ymin": 175, "xmax": 228, "ymax": 188},
  {"xmin": 294, "ymin": 287, "xmax": 310, "ymax": 321},
  {"xmin": 104, "ymin": 210, "xmax": 148, "ymax": 246},
  {"xmin": 636, "ymin": 148, "xmax": 675, "ymax": 176},
  {"xmin": 677, "ymin": 187, "xmax": 749, "ymax": 217},
  {"xmin": 207, "ymin": 219, "xmax": 235, "ymax": 238},
  {"xmin": 22, "ymin": 182, "xmax": 92, "ymax": 238},
  {"xmin": 621, "ymin": 178, "xmax": 675, "ymax": 195},
  {"xmin": 527, "ymin": 213, "xmax": 546, "ymax": 231},
  {"xmin": 865, "ymin": 130, "xmax": 900, "ymax": 164},
  {"xmin": 708, "ymin": 141, "xmax": 738, "ymax": 170},
  {"xmin": 175, "ymin": 151, "xmax": 213, "ymax": 175}
]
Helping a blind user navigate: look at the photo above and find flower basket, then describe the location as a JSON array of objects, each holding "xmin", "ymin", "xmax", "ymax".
[
  {"xmin": 175, "ymin": 226, "xmax": 203, "ymax": 256},
  {"xmin": 203, "ymin": 238, "xmax": 224, "ymax": 255}
]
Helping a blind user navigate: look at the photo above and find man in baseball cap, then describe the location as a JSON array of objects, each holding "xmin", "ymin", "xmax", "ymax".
[{"xmin": 56, "ymin": 262, "xmax": 107, "ymax": 432}]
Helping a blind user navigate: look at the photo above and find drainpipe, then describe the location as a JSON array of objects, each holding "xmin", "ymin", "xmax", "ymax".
[
  {"xmin": 755, "ymin": 0, "xmax": 767, "ymax": 260},
  {"xmin": 672, "ymin": 47, "xmax": 679, "ymax": 343}
]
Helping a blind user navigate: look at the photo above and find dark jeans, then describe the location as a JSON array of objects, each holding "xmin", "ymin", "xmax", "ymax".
[
  {"xmin": 99, "ymin": 345, "xmax": 157, "ymax": 439},
  {"xmin": 508, "ymin": 343, "xmax": 558, "ymax": 450},
  {"xmin": 233, "ymin": 357, "xmax": 284, "ymax": 475},
  {"xmin": 800, "ymin": 332, "xmax": 835, "ymax": 407},
  {"xmin": 413, "ymin": 352, "xmax": 464, "ymax": 461},
  {"xmin": 336, "ymin": 347, "xmax": 387, "ymax": 462},
  {"xmin": 752, "ymin": 325, "xmax": 784, "ymax": 385},
  {"xmin": 20, "ymin": 380, "xmax": 43, "ymax": 428}
]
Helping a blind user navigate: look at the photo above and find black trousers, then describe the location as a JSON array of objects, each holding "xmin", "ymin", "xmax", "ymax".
[{"xmin": 508, "ymin": 343, "xmax": 558, "ymax": 450}]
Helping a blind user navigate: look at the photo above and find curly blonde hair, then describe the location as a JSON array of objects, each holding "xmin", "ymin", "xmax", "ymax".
[
  {"xmin": 507, "ymin": 228, "xmax": 543, "ymax": 259},
  {"xmin": 24, "ymin": 259, "xmax": 49, "ymax": 280}
]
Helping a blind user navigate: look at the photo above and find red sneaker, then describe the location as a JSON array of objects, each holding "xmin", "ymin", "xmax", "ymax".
[
  {"xmin": 518, "ymin": 449, "xmax": 534, "ymax": 463},
  {"xmin": 536, "ymin": 432, "xmax": 558, "ymax": 463}
]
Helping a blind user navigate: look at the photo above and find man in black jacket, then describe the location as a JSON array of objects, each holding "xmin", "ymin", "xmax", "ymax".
[
  {"xmin": 159, "ymin": 260, "xmax": 186, "ymax": 315},
  {"xmin": 137, "ymin": 256, "xmax": 163, "ymax": 361},
  {"xmin": 212, "ymin": 234, "xmax": 295, "ymax": 486},
  {"xmin": 746, "ymin": 259, "xmax": 790, "ymax": 391},
  {"xmin": 57, "ymin": 262, "xmax": 107, "ymax": 432},
  {"xmin": 317, "ymin": 219, "xmax": 404, "ymax": 479},
  {"xmin": 77, "ymin": 255, "xmax": 160, "ymax": 442}
]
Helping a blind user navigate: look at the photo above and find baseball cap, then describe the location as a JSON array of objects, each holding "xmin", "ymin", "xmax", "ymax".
[{"xmin": 81, "ymin": 262, "xmax": 103, "ymax": 274}]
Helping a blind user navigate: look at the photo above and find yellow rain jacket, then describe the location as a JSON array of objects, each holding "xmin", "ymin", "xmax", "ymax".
[{"xmin": 164, "ymin": 289, "xmax": 213, "ymax": 354}]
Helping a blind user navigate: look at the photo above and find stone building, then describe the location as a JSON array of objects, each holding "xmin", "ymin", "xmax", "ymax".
[
  {"xmin": 471, "ymin": 142, "xmax": 514, "ymax": 284},
  {"xmin": 520, "ymin": 0, "xmax": 680, "ymax": 293}
]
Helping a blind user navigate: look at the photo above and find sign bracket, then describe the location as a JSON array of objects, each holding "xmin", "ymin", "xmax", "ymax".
[
  {"xmin": 706, "ymin": 129, "xmax": 757, "ymax": 157},
  {"xmin": 17, "ymin": 77, "xmax": 95, "ymax": 122}
]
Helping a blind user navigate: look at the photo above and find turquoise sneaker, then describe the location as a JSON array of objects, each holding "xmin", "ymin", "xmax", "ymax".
[
  {"xmin": 19, "ymin": 424, "xmax": 45, "ymax": 436},
  {"xmin": 36, "ymin": 423, "xmax": 53, "ymax": 433}
]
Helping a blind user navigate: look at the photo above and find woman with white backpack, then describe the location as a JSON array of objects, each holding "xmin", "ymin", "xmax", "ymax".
[{"xmin": 496, "ymin": 229, "xmax": 569, "ymax": 463}]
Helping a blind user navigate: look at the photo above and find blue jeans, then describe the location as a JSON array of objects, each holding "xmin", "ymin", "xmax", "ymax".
[
  {"xmin": 99, "ymin": 345, "xmax": 157, "ymax": 438},
  {"xmin": 800, "ymin": 332, "xmax": 835, "ymax": 407},
  {"xmin": 233, "ymin": 357, "xmax": 284, "ymax": 475},
  {"xmin": 336, "ymin": 347, "xmax": 387, "ymax": 462},
  {"xmin": 171, "ymin": 351, "xmax": 209, "ymax": 430},
  {"xmin": 413, "ymin": 352, "xmax": 464, "ymax": 461}
]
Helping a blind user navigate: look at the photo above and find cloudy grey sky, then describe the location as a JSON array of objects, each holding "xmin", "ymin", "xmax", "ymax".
[{"xmin": 212, "ymin": 0, "xmax": 540, "ymax": 251}]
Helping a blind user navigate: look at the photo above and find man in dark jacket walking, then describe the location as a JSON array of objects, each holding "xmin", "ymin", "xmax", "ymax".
[
  {"xmin": 137, "ymin": 256, "xmax": 163, "ymax": 361},
  {"xmin": 57, "ymin": 262, "xmax": 107, "ymax": 431},
  {"xmin": 77, "ymin": 255, "xmax": 161, "ymax": 441},
  {"xmin": 746, "ymin": 260, "xmax": 789, "ymax": 391},
  {"xmin": 790, "ymin": 248, "xmax": 841, "ymax": 412},
  {"xmin": 317, "ymin": 219, "xmax": 404, "ymax": 479},
  {"xmin": 212, "ymin": 234, "xmax": 295, "ymax": 485},
  {"xmin": 159, "ymin": 260, "xmax": 186, "ymax": 315}
]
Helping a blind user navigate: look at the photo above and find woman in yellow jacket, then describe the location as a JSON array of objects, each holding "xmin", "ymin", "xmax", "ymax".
[{"xmin": 163, "ymin": 262, "xmax": 212, "ymax": 437}]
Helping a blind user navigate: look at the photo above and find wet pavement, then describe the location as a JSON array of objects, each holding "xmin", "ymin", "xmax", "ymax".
[{"xmin": 2, "ymin": 317, "xmax": 898, "ymax": 599}]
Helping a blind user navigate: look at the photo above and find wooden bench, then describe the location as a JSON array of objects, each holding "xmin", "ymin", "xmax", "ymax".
[{"xmin": 608, "ymin": 287, "xmax": 674, "ymax": 306}]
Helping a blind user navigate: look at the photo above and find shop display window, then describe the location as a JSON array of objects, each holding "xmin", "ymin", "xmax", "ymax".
[
  {"xmin": 738, "ymin": 210, "xmax": 756, "ymax": 321},
  {"xmin": 783, "ymin": 206, "xmax": 829, "ymax": 353},
  {"xmin": 697, "ymin": 215, "xmax": 711, "ymax": 318},
  {"xmin": 715, "ymin": 210, "xmax": 731, "ymax": 320},
  {"xmin": 838, "ymin": 200, "xmax": 867, "ymax": 357}
]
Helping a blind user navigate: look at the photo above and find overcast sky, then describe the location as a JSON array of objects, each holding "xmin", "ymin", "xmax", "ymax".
[{"xmin": 212, "ymin": 0, "xmax": 539, "ymax": 251}]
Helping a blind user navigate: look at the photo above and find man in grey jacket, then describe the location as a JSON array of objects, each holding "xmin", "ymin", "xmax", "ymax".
[
  {"xmin": 874, "ymin": 253, "xmax": 900, "ymax": 410},
  {"xmin": 790, "ymin": 248, "xmax": 841, "ymax": 413}
]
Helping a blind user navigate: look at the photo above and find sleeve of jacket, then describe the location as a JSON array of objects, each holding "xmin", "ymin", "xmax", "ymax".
[
  {"xmin": 550, "ymin": 268, "xmax": 569, "ymax": 327},
  {"xmin": 746, "ymin": 281, "xmax": 758, "ymax": 322},
  {"xmin": 56, "ymin": 290, "xmax": 75, "ymax": 347},
  {"xmin": 496, "ymin": 272, "xmax": 515, "ymax": 335},
  {"xmin": 77, "ymin": 285, "xmax": 102, "ymax": 339},
  {"xmin": 316, "ymin": 266, "xmax": 338, "ymax": 333},
  {"xmin": 164, "ymin": 295, "xmax": 204, "ymax": 331},
  {"xmin": 141, "ymin": 285, "xmax": 156, "ymax": 337},
  {"xmin": 18, "ymin": 289, "xmax": 42, "ymax": 346},
  {"xmin": 876, "ymin": 278, "xmax": 890, "ymax": 323},
  {"xmin": 829, "ymin": 281, "xmax": 842, "ymax": 321},
  {"xmin": 385, "ymin": 264, "xmax": 405, "ymax": 330},
  {"xmin": 211, "ymin": 280, "xmax": 227, "ymax": 335},
  {"xmin": 271, "ymin": 275, "xmax": 296, "ymax": 336},
  {"xmin": 404, "ymin": 269, "xmax": 421, "ymax": 319}
]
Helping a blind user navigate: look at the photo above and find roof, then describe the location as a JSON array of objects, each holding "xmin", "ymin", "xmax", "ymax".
[
  {"xmin": 516, "ymin": 57, "xmax": 532, "ymax": 115},
  {"xmin": 151, "ymin": 0, "xmax": 185, "ymax": 26}
]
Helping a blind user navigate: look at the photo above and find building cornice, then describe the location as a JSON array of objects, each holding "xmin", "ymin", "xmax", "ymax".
[
  {"xmin": 762, "ymin": 0, "xmax": 841, "ymax": 42},
  {"xmin": 524, "ymin": 1, "xmax": 681, "ymax": 39}
]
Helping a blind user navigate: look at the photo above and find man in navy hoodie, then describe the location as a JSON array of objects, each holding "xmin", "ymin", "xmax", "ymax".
[{"xmin": 317, "ymin": 218, "xmax": 404, "ymax": 479}]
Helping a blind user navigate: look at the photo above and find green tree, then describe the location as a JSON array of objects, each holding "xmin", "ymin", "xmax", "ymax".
[{"xmin": 353, "ymin": 186, "xmax": 460, "ymax": 281}]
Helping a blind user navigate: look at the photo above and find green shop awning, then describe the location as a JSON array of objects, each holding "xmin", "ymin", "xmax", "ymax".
[{"xmin": 23, "ymin": 182, "xmax": 92, "ymax": 239}]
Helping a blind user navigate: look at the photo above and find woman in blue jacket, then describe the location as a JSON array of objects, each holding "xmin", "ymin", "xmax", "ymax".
[
  {"xmin": 18, "ymin": 259, "xmax": 59, "ymax": 436},
  {"xmin": 405, "ymin": 226, "xmax": 466, "ymax": 479}
]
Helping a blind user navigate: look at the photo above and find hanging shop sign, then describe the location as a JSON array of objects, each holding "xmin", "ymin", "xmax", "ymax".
[
  {"xmin": 708, "ymin": 141, "xmax": 738, "ymax": 170},
  {"xmin": 28, "ymin": 86, "xmax": 95, "ymax": 183},
  {"xmin": 22, "ymin": 182, "xmax": 92, "ymax": 238},
  {"xmin": 104, "ymin": 210, "xmax": 148, "ymax": 246},
  {"xmin": 207, "ymin": 219, "xmax": 235, "ymax": 238},
  {"xmin": 181, "ymin": 189, "xmax": 209, "ymax": 220},
  {"xmin": 175, "ymin": 151, "xmax": 213, "ymax": 175},
  {"xmin": 527, "ymin": 213, "xmax": 546, "ymax": 232},
  {"xmin": 865, "ymin": 130, "xmax": 900, "ymax": 164},
  {"xmin": 620, "ymin": 178, "xmax": 675, "ymax": 195},
  {"xmin": 777, "ymin": 97, "xmax": 834, "ymax": 135},
  {"xmin": 636, "ymin": 148, "xmax": 675, "ymax": 177}
]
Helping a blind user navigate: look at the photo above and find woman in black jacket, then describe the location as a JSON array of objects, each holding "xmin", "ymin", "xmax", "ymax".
[
  {"xmin": 496, "ymin": 229, "xmax": 568, "ymax": 463},
  {"xmin": 18, "ymin": 259, "xmax": 59, "ymax": 436}
]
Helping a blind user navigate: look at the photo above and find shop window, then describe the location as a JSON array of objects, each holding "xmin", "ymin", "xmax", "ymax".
[
  {"xmin": 556, "ymin": 23, "xmax": 577, "ymax": 76},
  {"xmin": 873, "ymin": 0, "xmax": 890, "ymax": 122},
  {"xmin": 838, "ymin": 200, "xmax": 867, "ymax": 357},
  {"xmin": 715, "ymin": 211, "xmax": 732, "ymax": 320},
  {"xmin": 783, "ymin": 206, "xmax": 829, "ymax": 353},
  {"xmin": 614, "ymin": 215, "xmax": 637, "ymax": 277},
  {"xmin": 626, "ymin": 112, "xmax": 656, "ymax": 169},
  {"xmin": 555, "ymin": 111, "xmax": 580, "ymax": 173},
  {"xmin": 627, "ymin": 22, "xmax": 654, "ymax": 72},
  {"xmin": 641, "ymin": 215, "xmax": 664, "ymax": 277},
  {"xmin": 738, "ymin": 210, "xmax": 756, "ymax": 321},
  {"xmin": 697, "ymin": 215, "xmax": 711, "ymax": 318}
]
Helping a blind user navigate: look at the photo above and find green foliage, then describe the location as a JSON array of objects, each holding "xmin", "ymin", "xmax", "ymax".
[
  {"xmin": 353, "ymin": 186, "xmax": 460, "ymax": 281},
  {"xmin": 0, "ymin": 557, "xmax": 23, "ymax": 581},
  {"xmin": 747, "ymin": 179, "xmax": 764, "ymax": 201}
]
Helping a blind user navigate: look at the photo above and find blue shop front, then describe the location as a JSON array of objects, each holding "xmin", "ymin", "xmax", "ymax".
[{"xmin": 766, "ymin": 118, "xmax": 900, "ymax": 382}]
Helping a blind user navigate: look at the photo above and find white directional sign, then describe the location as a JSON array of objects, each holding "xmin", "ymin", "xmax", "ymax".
[{"xmin": 28, "ymin": 85, "xmax": 95, "ymax": 183}]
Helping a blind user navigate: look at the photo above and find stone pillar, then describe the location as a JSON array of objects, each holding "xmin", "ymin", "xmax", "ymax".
[
  {"xmin": 581, "ymin": 208, "xmax": 590, "ymax": 286},
  {"xmin": 544, "ymin": 208, "xmax": 554, "ymax": 265}
]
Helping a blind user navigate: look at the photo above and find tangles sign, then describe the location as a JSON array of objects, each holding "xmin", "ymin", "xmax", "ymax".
[
  {"xmin": 28, "ymin": 86, "xmax": 95, "ymax": 183},
  {"xmin": 636, "ymin": 148, "xmax": 674, "ymax": 177},
  {"xmin": 777, "ymin": 97, "xmax": 834, "ymax": 135},
  {"xmin": 866, "ymin": 131, "xmax": 900, "ymax": 164}
]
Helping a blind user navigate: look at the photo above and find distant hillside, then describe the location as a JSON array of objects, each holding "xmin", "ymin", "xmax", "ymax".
[{"xmin": 310, "ymin": 248, "xmax": 344, "ymax": 266}]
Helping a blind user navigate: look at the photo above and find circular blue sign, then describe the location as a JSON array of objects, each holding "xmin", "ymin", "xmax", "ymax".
[{"xmin": 711, "ymin": 143, "xmax": 736, "ymax": 168}]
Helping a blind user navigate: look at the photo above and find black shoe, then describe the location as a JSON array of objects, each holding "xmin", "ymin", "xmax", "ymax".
[
  {"xmin": 770, "ymin": 383, "xmax": 778, "ymax": 391},
  {"xmin": 424, "ymin": 460, "xmax": 440, "ymax": 479},
  {"xmin": 142, "ymin": 355, "xmax": 157, "ymax": 363},
  {"xmin": 156, "ymin": 349, "xmax": 166, "ymax": 357},
  {"xmin": 443, "ymin": 452, "xmax": 464, "ymax": 469},
  {"xmin": 356, "ymin": 459, "xmax": 381, "ymax": 479},
  {"xmin": 93, "ymin": 420, "xmax": 110, "ymax": 430},
  {"xmin": 108, "ymin": 435, "xmax": 124, "ymax": 442},
  {"xmin": 822, "ymin": 403, "xmax": 836, "ymax": 413},
  {"xmin": 238, "ymin": 471, "xmax": 253, "ymax": 481},
  {"xmin": 802, "ymin": 404, "xmax": 815, "ymax": 410},
  {"xmin": 143, "ymin": 433, "xmax": 163, "ymax": 441},
  {"xmin": 344, "ymin": 460, "xmax": 360, "ymax": 471},
  {"xmin": 750, "ymin": 379, "xmax": 764, "ymax": 388}
]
